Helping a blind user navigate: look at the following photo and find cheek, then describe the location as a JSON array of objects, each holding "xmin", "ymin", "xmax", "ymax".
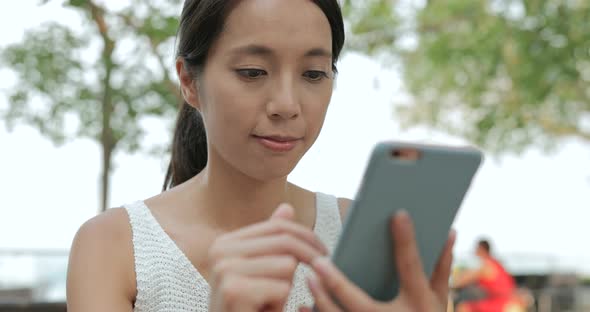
[
  {"xmin": 303, "ymin": 86, "xmax": 332, "ymax": 134},
  {"xmin": 203, "ymin": 77, "xmax": 260, "ymax": 135}
]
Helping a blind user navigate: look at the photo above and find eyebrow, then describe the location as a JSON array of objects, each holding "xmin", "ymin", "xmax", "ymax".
[
  {"xmin": 230, "ymin": 44, "xmax": 332, "ymax": 59},
  {"xmin": 231, "ymin": 44, "xmax": 274, "ymax": 57},
  {"xmin": 305, "ymin": 47, "xmax": 332, "ymax": 59}
]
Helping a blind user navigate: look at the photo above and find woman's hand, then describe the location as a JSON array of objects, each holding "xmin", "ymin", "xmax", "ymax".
[
  {"xmin": 302, "ymin": 211, "xmax": 456, "ymax": 312},
  {"xmin": 208, "ymin": 203, "xmax": 328, "ymax": 312}
]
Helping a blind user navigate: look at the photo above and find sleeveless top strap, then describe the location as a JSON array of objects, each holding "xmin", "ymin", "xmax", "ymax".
[
  {"xmin": 314, "ymin": 192, "xmax": 343, "ymax": 253},
  {"xmin": 125, "ymin": 201, "xmax": 209, "ymax": 311}
]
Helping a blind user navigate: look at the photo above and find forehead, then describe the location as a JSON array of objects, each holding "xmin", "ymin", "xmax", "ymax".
[{"xmin": 214, "ymin": 0, "xmax": 333, "ymax": 57}]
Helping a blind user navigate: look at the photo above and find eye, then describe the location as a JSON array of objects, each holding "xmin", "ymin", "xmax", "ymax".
[
  {"xmin": 236, "ymin": 69, "xmax": 267, "ymax": 79},
  {"xmin": 303, "ymin": 70, "xmax": 329, "ymax": 82}
]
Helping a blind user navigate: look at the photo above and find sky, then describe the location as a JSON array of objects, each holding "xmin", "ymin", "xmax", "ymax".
[{"xmin": 0, "ymin": 0, "xmax": 589, "ymax": 278}]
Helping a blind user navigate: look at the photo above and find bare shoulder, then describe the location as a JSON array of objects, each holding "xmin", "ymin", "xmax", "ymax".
[
  {"xmin": 287, "ymin": 183, "xmax": 351, "ymax": 225},
  {"xmin": 73, "ymin": 208, "xmax": 132, "ymax": 243},
  {"xmin": 337, "ymin": 197, "xmax": 352, "ymax": 222},
  {"xmin": 67, "ymin": 208, "xmax": 135, "ymax": 311}
]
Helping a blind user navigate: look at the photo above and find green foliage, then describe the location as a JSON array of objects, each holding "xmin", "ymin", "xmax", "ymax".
[
  {"xmin": 342, "ymin": 0, "xmax": 401, "ymax": 54},
  {"xmin": 1, "ymin": 1, "xmax": 183, "ymax": 153},
  {"xmin": 2, "ymin": 0, "xmax": 589, "ymax": 160},
  {"xmin": 0, "ymin": 0, "xmax": 184, "ymax": 211},
  {"xmin": 2, "ymin": 23, "xmax": 92, "ymax": 144},
  {"xmin": 396, "ymin": 0, "xmax": 590, "ymax": 153}
]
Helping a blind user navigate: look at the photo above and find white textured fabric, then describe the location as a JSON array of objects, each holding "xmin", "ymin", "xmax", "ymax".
[{"xmin": 124, "ymin": 192, "xmax": 342, "ymax": 312}]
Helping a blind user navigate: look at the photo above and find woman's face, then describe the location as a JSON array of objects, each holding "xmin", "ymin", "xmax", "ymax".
[{"xmin": 191, "ymin": 0, "xmax": 335, "ymax": 181}]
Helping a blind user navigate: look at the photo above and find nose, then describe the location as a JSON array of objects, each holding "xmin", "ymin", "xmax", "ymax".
[{"xmin": 266, "ymin": 75, "xmax": 300, "ymax": 120}]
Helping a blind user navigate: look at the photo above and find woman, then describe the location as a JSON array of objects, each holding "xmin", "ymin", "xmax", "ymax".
[{"xmin": 66, "ymin": 0, "xmax": 455, "ymax": 311}]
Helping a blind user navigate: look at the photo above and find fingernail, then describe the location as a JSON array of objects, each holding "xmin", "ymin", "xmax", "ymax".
[
  {"xmin": 307, "ymin": 274, "xmax": 320, "ymax": 292},
  {"xmin": 272, "ymin": 203, "xmax": 294, "ymax": 218},
  {"xmin": 395, "ymin": 209, "xmax": 409, "ymax": 217},
  {"xmin": 320, "ymin": 243, "xmax": 329, "ymax": 255},
  {"xmin": 449, "ymin": 229, "xmax": 457, "ymax": 240},
  {"xmin": 449, "ymin": 229, "xmax": 457, "ymax": 245},
  {"xmin": 278, "ymin": 202, "xmax": 293, "ymax": 211},
  {"xmin": 312, "ymin": 257, "xmax": 333, "ymax": 278},
  {"xmin": 394, "ymin": 210, "xmax": 410, "ymax": 230},
  {"xmin": 395, "ymin": 210, "xmax": 409, "ymax": 221}
]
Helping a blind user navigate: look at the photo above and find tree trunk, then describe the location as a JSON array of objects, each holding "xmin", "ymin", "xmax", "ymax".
[
  {"xmin": 89, "ymin": 1, "xmax": 116, "ymax": 213},
  {"xmin": 100, "ymin": 134, "xmax": 113, "ymax": 213},
  {"xmin": 99, "ymin": 55, "xmax": 114, "ymax": 213}
]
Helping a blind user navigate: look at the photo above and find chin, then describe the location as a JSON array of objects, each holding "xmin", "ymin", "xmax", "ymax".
[
  {"xmin": 216, "ymin": 140, "xmax": 308, "ymax": 182},
  {"xmin": 251, "ymin": 165, "xmax": 296, "ymax": 182},
  {"xmin": 244, "ymin": 157, "xmax": 300, "ymax": 182}
]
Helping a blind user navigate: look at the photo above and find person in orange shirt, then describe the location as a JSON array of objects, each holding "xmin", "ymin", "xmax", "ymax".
[{"xmin": 454, "ymin": 239, "xmax": 518, "ymax": 312}]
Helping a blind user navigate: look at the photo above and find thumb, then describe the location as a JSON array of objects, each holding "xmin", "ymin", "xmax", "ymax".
[{"xmin": 270, "ymin": 203, "xmax": 295, "ymax": 220}]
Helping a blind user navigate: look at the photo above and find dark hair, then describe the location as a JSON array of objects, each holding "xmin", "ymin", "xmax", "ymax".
[
  {"xmin": 163, "ymin": 0, "xmax": 345, "ymax": 191},
  {"xmin": 478, "ymin": 239, "xmax": 491, "ymax": 254}
]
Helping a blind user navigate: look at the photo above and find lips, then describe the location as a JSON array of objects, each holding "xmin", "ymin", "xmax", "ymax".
[{"xmin": 253, "ymin": 135, "xmax": 302, "ymax": 152}]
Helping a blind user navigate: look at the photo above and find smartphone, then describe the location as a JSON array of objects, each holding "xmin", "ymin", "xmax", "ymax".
[{"xmin": 330, "ymin": 141, "xmax": 483, "ymax": 302}]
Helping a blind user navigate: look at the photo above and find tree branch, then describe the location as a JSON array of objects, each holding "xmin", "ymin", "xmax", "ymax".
[
  {"xmin": 147, "ymin": 38, "xmax": 183, "ymax": 104},
  {"xmin": 86, "ymin": 0, "xmax": 116, "ymax": 212},
  {"xmin": 535, "ymin": 115, "xmax": 590, "ymax": 143},
  {"xmin": 86, "ymin": 0, "xmax": 115, "ymax": 147},
  {"xmin": 116, "ymin": 11, "xmax": 182, "ymax": 104},
  {"xmin": 87, "ymin": 2, "xmax": 114, "ymax": 56}
]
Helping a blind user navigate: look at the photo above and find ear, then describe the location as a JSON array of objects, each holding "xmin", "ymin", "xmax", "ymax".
[{"xmin": 176, "ymin": 57, "xmax": 201, "ymax": 110}]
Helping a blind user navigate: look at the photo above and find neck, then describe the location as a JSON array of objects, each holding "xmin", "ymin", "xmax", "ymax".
[{"xmin": 190, "ymin": 152, "xmax": 299, "ymax": 230}]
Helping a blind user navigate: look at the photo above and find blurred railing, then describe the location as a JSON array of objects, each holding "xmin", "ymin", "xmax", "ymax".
[
  {"xmin": 0, "ymin": 249, "xmax": 68, "ymax": 310},
  {"xmin": 0, "ymin": 302, "xmax": 65, "ymax": 312},
  {"xmin": 1, "ymin": 249, "xmax": 590, "ymax": 311}
]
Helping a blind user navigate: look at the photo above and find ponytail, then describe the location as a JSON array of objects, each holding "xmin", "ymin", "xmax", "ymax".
[
  {"xmin": 162, "ymin": 101, "xmax": 208, "ymax": 191},
  {"xmin": 162, "ymin": 0, "xmax": 229, "ymax": 191}
]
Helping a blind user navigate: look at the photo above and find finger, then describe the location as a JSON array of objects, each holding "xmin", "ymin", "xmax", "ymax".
[
  {"xmin": 269, "ymin": 203, "xmax": 326, "ymax": 255},
  {"xmin": 249, "ymin": 277, "xmax": 291, "ymax": 312},
  {"xmin": 311, "ymin": 257, "xmax": 373, "ymax": 311},
  {"xmin": 391, "ymin": 211, "xmax": 430, "ymax": 299},
  {"xmin": 306, "ymin": 274, "xmax": 341, "ymax": 312},
  {"xmin": 218, "ymin": 275, "xmax": 291, "ymax": 310},
  {"xmin": 212, "ymin": 256, "xmax": 299, "ymax": 283},
  {"xmin": 271, "ymin": 203, "xmax": 295, "ymax": 220},
  {"xmin": 430, "ymin": 229, "xmax": 457, "ymax": 303},
  {"xmin": 223, "ymin": 233, "xmax": 325, "ymax": 264},
  {"xmin": 298, "ymin": 307, "xmax": 313, "ymax": 312},
  {"xmin": 219, "ymin": 218, "xmax": 328, "ymax": 256}
]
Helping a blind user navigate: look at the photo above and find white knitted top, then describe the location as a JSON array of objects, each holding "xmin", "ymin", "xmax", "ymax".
[{"xmin": 124, "ymin": 192, "xmax": 342, "ymax": 312}]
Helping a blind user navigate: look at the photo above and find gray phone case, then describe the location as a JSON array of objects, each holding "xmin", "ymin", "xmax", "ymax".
[{"xmin": 331, "ymin": 141, "xmax": 482, "ymax": 302}]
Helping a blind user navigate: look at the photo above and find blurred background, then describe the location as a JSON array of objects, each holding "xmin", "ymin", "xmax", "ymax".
[{"xmin": 0, "ymin": 0, "xmax": 588, "ymax": 311}]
